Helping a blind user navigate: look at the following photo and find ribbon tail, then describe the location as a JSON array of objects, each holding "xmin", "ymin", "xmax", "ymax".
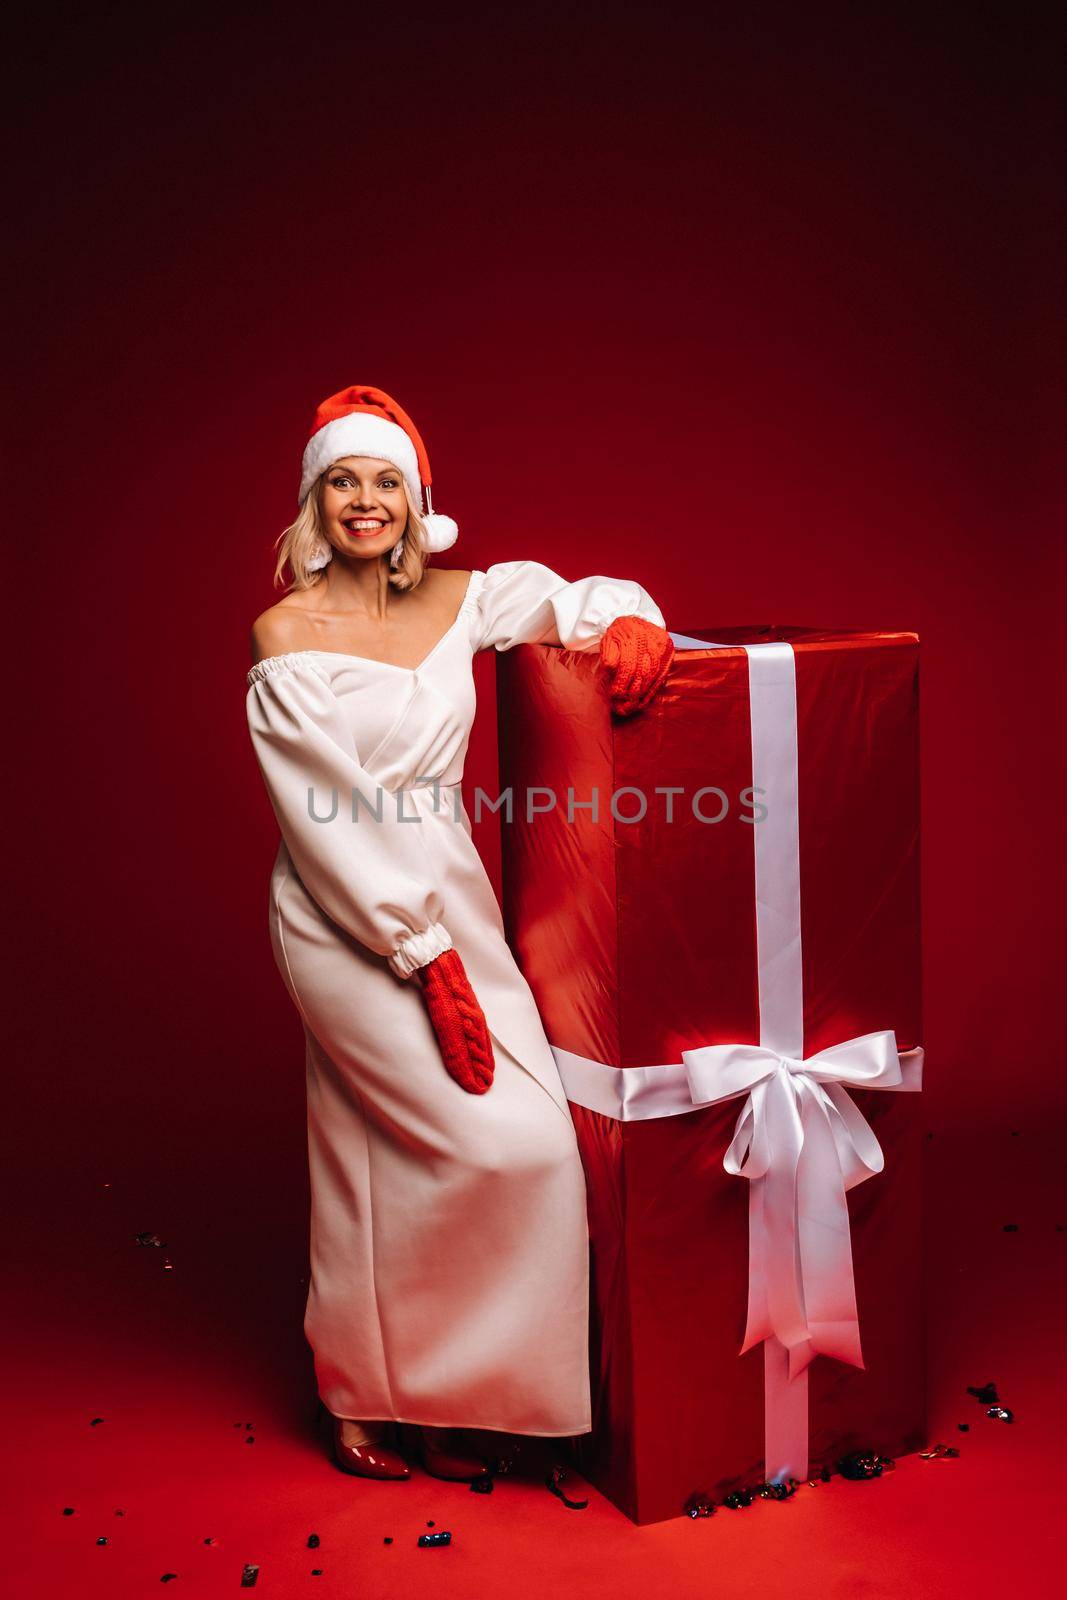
[
  {"xmin": 759, "ymin": 1083, "xmax": 812, "ymax": 1361},
  {"xmin": 739, "ymin": 1174, "xmax": 772, "ymax": 1353},
  {"xmin": 795, "ymin": 1087, "xmax": 865, "ymax": 1368}
]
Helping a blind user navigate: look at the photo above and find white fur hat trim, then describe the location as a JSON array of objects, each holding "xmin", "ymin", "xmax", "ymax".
[{"xmin": 299, "ymin": 414, "xmax": 421, "ymax": 506}]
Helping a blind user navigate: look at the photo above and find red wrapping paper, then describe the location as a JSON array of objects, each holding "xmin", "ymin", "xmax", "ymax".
[{"xmin": 495, "ymin": 624, "xmax": 924, "ymax": 1525}]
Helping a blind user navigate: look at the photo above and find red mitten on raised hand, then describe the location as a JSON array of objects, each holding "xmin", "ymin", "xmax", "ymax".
[
  {"xmin": 417, "ymin": 948, "xmax": 496, "ymax": 1094},
  {"xmin": 599, "ymin": 615, "xmax": 675, "ymax": 717}
]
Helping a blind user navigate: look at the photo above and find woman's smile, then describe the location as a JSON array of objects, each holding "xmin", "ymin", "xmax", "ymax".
[{"xmin": 341, "ymin": 516, "xmax": 389, "ymax": 536}]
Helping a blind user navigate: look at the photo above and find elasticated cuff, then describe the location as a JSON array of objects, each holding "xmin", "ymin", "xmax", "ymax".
[{"xmin": 389, "ymin": 921, "xmax": 455, "ymax": 980}]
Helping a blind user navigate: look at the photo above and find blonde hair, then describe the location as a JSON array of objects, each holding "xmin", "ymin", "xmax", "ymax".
[{"xmin": 273, "ymin": 474, "xmax": 429, "ymax": 592}]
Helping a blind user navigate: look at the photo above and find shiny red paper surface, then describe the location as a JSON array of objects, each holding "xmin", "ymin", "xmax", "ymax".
[{"xmin": 497, "ymin": 627, "xmax": 924, "ymax": 1525}]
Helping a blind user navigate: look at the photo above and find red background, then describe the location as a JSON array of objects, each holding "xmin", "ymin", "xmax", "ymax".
[
  {"xmin": 7, "ymin": 9, "xmax": 1065, "ymax": 1593},
  {"xmin": 10, "ymin": 8, "xmax": 1062, "ymax": 1179}
]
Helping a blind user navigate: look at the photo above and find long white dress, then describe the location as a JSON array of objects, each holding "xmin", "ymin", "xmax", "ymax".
[{"xmin": 245, "ymin": 560, "xmax": 666, "ymax": 1434}]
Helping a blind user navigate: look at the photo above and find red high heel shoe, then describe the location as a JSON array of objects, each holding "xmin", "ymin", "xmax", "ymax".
[
  {"xmin": 409, "ymin": 1424, "xmax": 492, "ymax": 1482},
  {"xmin": 318, "ymin": 1404, "xmax": 412, "ymax": 1480}
]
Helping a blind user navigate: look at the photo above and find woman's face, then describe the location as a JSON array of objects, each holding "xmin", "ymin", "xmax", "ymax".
[{"xmin": 319, "ymin": 456, "xmax": 409, "ymax": 562}]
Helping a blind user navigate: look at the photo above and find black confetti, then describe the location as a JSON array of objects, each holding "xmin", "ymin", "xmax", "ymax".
[
  {"xmin": 96, "ymin": 1537, "xmax": 110, "ymax": 1545},
  {"xmin": 62, "ymin": 1508, "xmax": 75, "ymax": 1516},
  {"xmin": 245, "ymin": 1436, "xmax": 255, "ymax": 1445},
  {"xmin": 115, "ymin": 1510, "xmax": 125, "ymax": 1517},
  {"xmin": 1003, "ymin": 1224, "xmax": 1019, "ymax": 1232},
  {"xmin": 307, "ymin": 1534, "xmax": 320, "ymax": 1548},
  {"xmin": 469, "ymin": 1475, "xmax": 494, "ymax": 1494},
  {"xmin": 426, "ymin": 1520, "xmax": 435, "ymax": 1527},
  {"xmin": 90, "ymin": 1417, "xmax": 105, "ymax": 1427},
  {"xmin": 161, "ymin": 1576, "xmax": 178, "ymax": 1584},
  {"xmin": 958, "ymin": 1423, "xmax": 970, "ymax": 1432},
  {"xmin": 418, "ymin": 1531, "xmax": 452, "ymax": 1548},
  {"xmin": 987, "ymin": 1406, "xmax": 1015, "ymax": 1423},
  {"xmin": 545, "ymin": 1466, "xmax": 589, "ymax": 1510},
  {"xmin": 684, "ymin": 1493, "xmax": 716, "ymax": 1518},
  {"xmin": 723, "ymin": 1488, "xmax": 756, "ymax": 1508},
  {"xmin": 758, "ymin": 1479, "xmax": 800, "ymax": 1500},
  {"xmin": 311, "ymin": 1570, "xmax": 323, "ymax": 1577},
  {"xmin": 203, "ymin": 1538, "xmax": 217, "ymax": 1546},
  {"xmin": 837, "ymin": 1451, "xmax": 894, "ymax": 1480},
  {"xmin": 240, "ymin": 1564, "xmax": 259, "ymax": 1587},
  {"xmin": 383, "ymin": 1537, "xmax": 393, "ymax": 1546},
  {"xmin": 967, "ymin": 1382, "xmax": 999, "ymax": 1405}
]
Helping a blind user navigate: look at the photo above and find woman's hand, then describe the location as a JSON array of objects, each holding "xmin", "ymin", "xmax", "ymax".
[
  {"xmin": 599, "ymin": 615, "xmax": 675, "ymax": 717},
  {"xmin": 417, "ymin": 948, "xmax": 496, "ymax": 1094}
]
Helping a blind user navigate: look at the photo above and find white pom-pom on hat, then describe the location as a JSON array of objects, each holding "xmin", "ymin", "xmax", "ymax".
[
  {"xmin": 421, "ymin": 511, "xmax": 459, "ymax": 553},
  {"xmin": 299, "ymin": 384, "xmax": 460, "ymax": 549}
]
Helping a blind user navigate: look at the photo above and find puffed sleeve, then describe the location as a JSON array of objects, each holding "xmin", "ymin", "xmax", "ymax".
[
  {"xmin": 471, "ymin": 560, "xmax": 666, "ymax": 653},
  {"xmin": 246, "ymin": 653, "xmax": 454, "ymax": 980}
]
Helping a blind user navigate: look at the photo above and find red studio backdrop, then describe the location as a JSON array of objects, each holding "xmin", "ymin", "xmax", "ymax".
[{"xmin": 8, "ymin": 10, "xmax": 1062, "ymax": 1206}]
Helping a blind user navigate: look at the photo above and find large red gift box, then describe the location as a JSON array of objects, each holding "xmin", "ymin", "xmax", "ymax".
[{"xmin": 495, "ymin": 625, "xmax": 924, "ymax": 1526}]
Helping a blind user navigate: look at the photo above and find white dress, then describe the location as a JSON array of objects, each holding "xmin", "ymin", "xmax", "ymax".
[{"xmin": 245, "ymin": 560, "xmax": 666, "ymax": 1434}]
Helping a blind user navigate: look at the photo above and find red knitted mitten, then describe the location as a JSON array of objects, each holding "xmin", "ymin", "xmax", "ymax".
[
  {"xmin": 599, "ymin": 615, "xmax": 675, "ymax": 716},
  {"xmin": 417, "ymin": 948, "xmax": 496, "ymax": 1094}
]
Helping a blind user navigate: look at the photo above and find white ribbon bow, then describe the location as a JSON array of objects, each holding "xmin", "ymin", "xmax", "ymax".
[{"xmin": 680, "ymin": 1030, "xmax": 924, "ymax": 1382}]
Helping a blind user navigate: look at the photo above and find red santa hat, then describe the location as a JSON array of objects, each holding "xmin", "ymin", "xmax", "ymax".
[{"xmin": 299, "ymin": 384, "xmax": 459, "ymax": 554}]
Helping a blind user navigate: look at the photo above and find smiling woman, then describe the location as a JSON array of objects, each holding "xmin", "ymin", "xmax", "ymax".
[
  {"xmin": 275, "ymin": 457, "xmax": 431, "ymax": 592},
  {"xmin": 244, "ymin": 383, "xmax": 675, "ymax": 1484}
]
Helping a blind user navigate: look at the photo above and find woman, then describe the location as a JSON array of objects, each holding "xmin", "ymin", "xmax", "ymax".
[{"xmin": 246, "ymin": 385, "xmax": 674, "ymax": 1482}]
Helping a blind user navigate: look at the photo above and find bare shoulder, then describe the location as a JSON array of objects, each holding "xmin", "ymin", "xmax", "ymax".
[
  {"xmin": 425, "ymin": 566, "xmax": 473, "ymax": 598},
  {"xmin": 249, "ymin": 600, "xmax": 308, "ymax": 665},
  {"xmin": 422, "ymin": 566, "xmax": 473, "ymax": 608}
]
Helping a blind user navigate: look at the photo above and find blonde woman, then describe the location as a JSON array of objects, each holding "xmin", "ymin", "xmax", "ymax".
[{"xmin": 246, "ymin": 385, "xmax": 674, "ymax": 1481}]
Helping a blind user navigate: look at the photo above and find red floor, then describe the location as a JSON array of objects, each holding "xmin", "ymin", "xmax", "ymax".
[{"xmin": 7, "ymin": 1127, "xmax": 1061, "ymax": 1598}]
